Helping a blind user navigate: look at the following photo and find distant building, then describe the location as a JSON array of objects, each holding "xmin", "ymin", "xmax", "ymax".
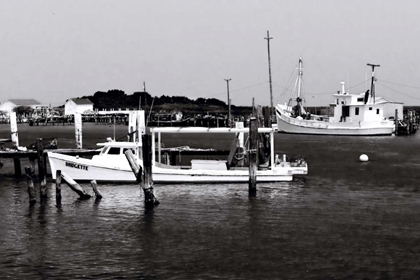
[
  {"xmin": 64, "ymin": 98, "xmax": 94, "ymax": 115},
  {"xmin": 375, "ymin": 97, "xmax": 404, "ymax": 120},
  {"xmin": 0, "ymin": 99, "xmax": 42, "ymax": 115}
]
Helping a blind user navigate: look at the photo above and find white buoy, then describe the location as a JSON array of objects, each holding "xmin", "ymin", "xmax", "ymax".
[{"xmin": 359, "ymin": 154, "xmax": 369, "ymax": 162}]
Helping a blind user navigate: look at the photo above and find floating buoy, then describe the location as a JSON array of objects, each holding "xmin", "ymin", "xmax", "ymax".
[{"xmin": 359, "ymin": 154, "xmax": 369, "ymax": 162}]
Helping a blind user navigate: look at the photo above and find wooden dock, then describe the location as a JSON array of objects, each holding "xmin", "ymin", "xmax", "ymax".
[{"xmin": 0, "ymin": 148, "xmax": 99, "ymax": 177}]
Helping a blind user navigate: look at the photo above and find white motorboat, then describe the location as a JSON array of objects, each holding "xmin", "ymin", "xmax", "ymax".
[
  {"xmin": 150, "ymin": 126, "xmax": 307, "ymax": 183},
  {"xmin": 276, "ymin": 58, "xmax": 396, "ymax": 136},
  {"xmin": 48, "ymin": 140, "xmax": 142, "ymax": 182}
]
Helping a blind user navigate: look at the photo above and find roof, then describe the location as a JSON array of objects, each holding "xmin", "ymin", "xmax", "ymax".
[
  {"xmin": 4, "ymin": 99, "xmax": 42, "ymax": 106},
  {"xmin": 69, "ymin": 98, "xmax": 93, "ymax": 105},
  {"xmin": 375, "ymin": 96, "xmax": 404, "ymax": 105}
]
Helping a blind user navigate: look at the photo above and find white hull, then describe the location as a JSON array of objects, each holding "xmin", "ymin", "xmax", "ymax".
[
  {"xmin": 152, "ymin": 163, "xmax": 307, "ymax": 183},
  {"xmin": 48, "ymin": 153, "xmax": 306, "ymax": 183},
  {"xmin": 48, "ymin": 152, "xmax": 137, "ymax": 182},
  {"xmin": 276, "ymin": 106, "xmax": 394, "ymax": 136},
  {"xmin": 48, "ymin": 154, "xmax": 307, "ymax": 183},
  {"xmin": 275, "ymin": 58, "xmax": 398, "ymax": 136},
  {"xmin": 48, "ymin": 126, "xmax": 308, "ymax": 184}
]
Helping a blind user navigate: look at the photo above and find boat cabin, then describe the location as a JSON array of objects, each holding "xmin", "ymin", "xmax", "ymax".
[
  {"xmin": 93, "ymin": 141, "xmax": 142, "ymax": 167},
  {"xmin": 330, "ymin": 82, "xmax": 387, "ymax": 123}
]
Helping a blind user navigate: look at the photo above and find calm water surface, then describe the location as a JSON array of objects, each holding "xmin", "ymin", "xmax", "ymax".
[{"xmin": 1, "ymin": 123, "xmax": 420, "ymax": 279}]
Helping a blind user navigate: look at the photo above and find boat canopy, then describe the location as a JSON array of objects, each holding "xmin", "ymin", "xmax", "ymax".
[{"xmin": 96, "ymin": 142, "xmax": 142, "ymax": 147}]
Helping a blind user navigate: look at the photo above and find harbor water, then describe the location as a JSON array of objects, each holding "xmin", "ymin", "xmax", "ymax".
[{"xmin": 1, "ymin": 123, "xmax": 420, "ymax": 279}]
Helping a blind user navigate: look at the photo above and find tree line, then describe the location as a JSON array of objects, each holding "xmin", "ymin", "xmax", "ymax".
[{"xmin": 78, "ymin": 89, "xmax": 253, "ymax": 116}]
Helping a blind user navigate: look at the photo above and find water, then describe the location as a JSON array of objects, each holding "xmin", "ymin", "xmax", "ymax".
[{"xmin": 1, "ymin": 123, "xmax": 420, "ymax": 279}]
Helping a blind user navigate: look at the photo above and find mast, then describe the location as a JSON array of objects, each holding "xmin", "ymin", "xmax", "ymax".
[
  {"xmin": 367, "ymin": 63, "xmax": 380, "ymax": 104},
  {"xmin": 297, "ymin": 57, "xmax": 303, "ymax": 101},
  {"xmin": 264, "ymin": 30, "xmax": 274, "ymax": 118}
]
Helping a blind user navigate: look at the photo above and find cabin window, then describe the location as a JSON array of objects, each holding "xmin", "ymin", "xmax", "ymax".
[
  {"xmin": 376, "ymin": 109, "xmax": 380, "ymax": 114},
  {"xmin": 108, "ymin": 147, "xmax": 121, "ymax": 155},
  {"xmin": 337, "ymin": 99, "xmax": 339, "ymax": 105},
  {"xmin": 355, "ymin": 107, "xmax": 359, "ymax": 115},
  {"xmin": 357, "ymin": 97, "xmax": 364, "ymax": 102},
  {"xmin": 369, "ymin": 107, "xmax": 372, "ymax": 110}
]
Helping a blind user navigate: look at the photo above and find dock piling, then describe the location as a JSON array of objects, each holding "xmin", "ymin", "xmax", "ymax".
[
  {"xmin": 248, "ymin": 117, "xmax": 258, "ymax": 196},
  {"xmin": 395, "ymin": 109, "xmax": 398, "ymax": 136},
  {"xmin": 124, "ymin": 134, "xmax": 159, "ymax": 208},
  {"xmin": 61, "ymin": 171, "xmax": 91, "ymax": 199},
  {"xmin": 25, "ymin": 166, "xmax": 36, "ymax": 205},
  {"xmin": 55, "ymin": 170, "xmax": 62, "ymax": 203},
  {"xmin": 13, "ymin": 158, "xmax": 21, "ymax": 177},
  {"xmin": 90, "ymin": 180, "xmax": 103, "ymax": 199},
  {"xmin": 10, "ymin": 112, "xmax": 19, "ymax": 148},
  {"xmin": 36, "ymin": 138, "xmax": 47, "ymax": 198},
  {"xmin": 75, "ymin": 113, "xmax": 83, "ymax": 149},
  {"xmin": 142, "ymin": 134, "xmax": 158, "ymax": 207}
]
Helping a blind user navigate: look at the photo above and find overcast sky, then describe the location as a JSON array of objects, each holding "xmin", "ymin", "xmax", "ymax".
[{"xmin": 1, "ymin": 0, "xmax": 420, "ymax": 107}]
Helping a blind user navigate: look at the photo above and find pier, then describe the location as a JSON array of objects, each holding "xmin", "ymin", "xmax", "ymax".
[{"xmin": 0, "ymin": 147, "xmax": 99, "ymax": 177}]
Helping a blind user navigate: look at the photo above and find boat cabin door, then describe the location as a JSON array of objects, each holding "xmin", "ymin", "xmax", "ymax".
[{"xmin": 341, "ymin": 106, "xmax": 350, "ymax": 122}]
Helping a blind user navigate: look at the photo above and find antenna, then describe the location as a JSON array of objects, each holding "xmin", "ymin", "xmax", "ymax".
[{"xmin": 367, "ymin": 63, "xmax": 380, "ymax": 103}]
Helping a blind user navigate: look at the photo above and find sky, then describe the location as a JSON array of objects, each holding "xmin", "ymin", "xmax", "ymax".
[{"xmin": 1, "ymin": 0, "xmax": 420, "ymax": 107}]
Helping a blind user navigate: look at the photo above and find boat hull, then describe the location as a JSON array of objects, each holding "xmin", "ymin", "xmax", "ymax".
[
  {"xmin": 48, "ymin": 152, "xmax": 307, "ymax": 183},
  {"xmin": 48, "ymin": 152, "xmax": 137, "ymax": 182},
  {"xmin": 152, "ymin": 165, "xmax": 307, "ymax": 183},
  {"xmin": 276, "ymin": 107, "xmax": 394, "ymax": 136}
]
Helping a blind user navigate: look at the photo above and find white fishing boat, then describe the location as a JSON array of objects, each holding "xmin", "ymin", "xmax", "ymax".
[
  {"xmin": 48, "ymin": 126, "xmax": 307, "ymax": 183},
  {"xmin": 150, "ymin": 126, "xmax": 307, "ymax": 183},
  {"xmin": 276, "ymin": 58, "xmax": 395, "ymax": 136},
  {"xmin": 48, "ymin": 140, "xmax": 142, "ymax": 182}
]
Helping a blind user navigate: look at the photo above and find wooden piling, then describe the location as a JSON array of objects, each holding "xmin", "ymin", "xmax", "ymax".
[
  {"xmin": 75, "ymin": 112, "xmax": 83, "ymax": 149},
  {"xmin": 124, "ymin": 135, "xmax": 159, "ymax": 208},
  {"xmin": 36, "ymin": 138, "xmax": 47, "ymax": 198},
  {"xmin": 61, "ymin": 171, "xmax": 91, "ymax": 199},
  {"xmin": 90, "ymin": 180, "xmax": 103, "ymax": 199},
  {"xmin": 55, "ymin": 170, "xmax": 62, "ymax": 203},
  {"xmin": 125, "ymin": 150, "xmax": 143, "ymax": 182},
  {"xmin": 25, "ymin": 166, "xmax": 36, "ymax": 205},
  {"xmin": 10, "ymin": 112, "xmax": 19, "ymax": 148},
  {"xmin": 142, "ymin": 134, "xmax": 158, "ymax": 207},
  {"xmin": 395, "ymin": 109, "xmax": 398, "ymax": 136},
  {"xmin": 13, "ymin": 157, "xmax": 21, "ymax": 177},
  {"xmin": 248, "ymin": 117, "xmax": 258, "ymax": 195}
]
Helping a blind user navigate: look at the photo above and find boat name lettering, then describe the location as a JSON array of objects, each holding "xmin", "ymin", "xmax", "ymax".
[{"xmin": 65, "ymin": 162, "xmax": 88, "ymax": 171}]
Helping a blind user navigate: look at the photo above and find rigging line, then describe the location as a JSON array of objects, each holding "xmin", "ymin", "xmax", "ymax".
[
  {"xmin": 379, "ymin": 79, "xmax": 420, "ymax": 90},
  {"xmin": 280, "ymin": 61, "xmax": 300, "ymax": 97},
  {"xmin": 348, "ymin": 78, "xmax": 371, "ymax": 90},
  {"xmin": 306, "ymin": 91, "xmax": 336, "ymax": 96},
  {"xmin": 200, "ymin": 81, "xmax": 269, "ymax": 99},
  {"xmin": 376, "ymin": 82, "xmax": 420, "ymax": 101},
  {"xmin": 272, "ymin": 82, "xmax": 294, "ymax": 93},
  {"xmin": 230, "ymin": 81, "xmax": 268, "ymax": 93}
]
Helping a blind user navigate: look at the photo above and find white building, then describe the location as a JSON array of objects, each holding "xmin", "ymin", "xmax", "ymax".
[
  {"xmin": 64, "ymin": 98, "xmax": 94, "ymax": 115},
  {"xmin": 0, "ymin": 99, "xmax": 42, "ymax": 115},
  {"xmin": 375, "ymin": 97, "xmax": 404, "ymax": 120}
]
